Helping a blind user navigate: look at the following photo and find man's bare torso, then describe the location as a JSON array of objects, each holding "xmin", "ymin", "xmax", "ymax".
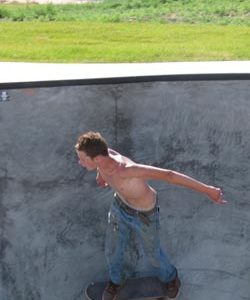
[{"xmin": 99, "ymin": 150, "xmax": 156, "ymax": 211}]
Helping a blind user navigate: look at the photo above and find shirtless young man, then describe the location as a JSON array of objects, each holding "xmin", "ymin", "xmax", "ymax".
[{"xmin": 75, "ymin": 131, "xmax": 226, "ymax": 300}]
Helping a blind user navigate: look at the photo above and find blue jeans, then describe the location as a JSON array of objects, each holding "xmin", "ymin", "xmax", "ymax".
[{"xmin": 105, "ymin": 195, "xmax": 177, "ymax": 285}]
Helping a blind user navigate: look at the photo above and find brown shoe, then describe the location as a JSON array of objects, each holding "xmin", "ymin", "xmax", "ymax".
[
  {"xmin": 102, "ymin": 281, "xmax": 122, "ymax": 300},
  {"xmin": 165, "ymin": 273, "xmax": 181, "ymax": 298}
]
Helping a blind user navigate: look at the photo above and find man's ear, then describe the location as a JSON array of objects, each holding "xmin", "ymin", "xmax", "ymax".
[{"xmin": 92, "ymin": 155, "xmax": 101, "ymax": 163}]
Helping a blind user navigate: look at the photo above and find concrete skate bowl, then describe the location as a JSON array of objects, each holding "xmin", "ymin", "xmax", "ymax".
[{"xmin": 0, "ymin": 67, "xmax": 250, "ymax": 300}]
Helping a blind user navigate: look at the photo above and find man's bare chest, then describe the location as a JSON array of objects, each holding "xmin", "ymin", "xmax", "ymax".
[{"xmin": 100, "ymin": 169, "xmax": 128, "ymax": 189}]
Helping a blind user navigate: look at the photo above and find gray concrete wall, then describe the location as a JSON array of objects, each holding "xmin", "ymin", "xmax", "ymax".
[{"xmin": 0, "ymin": 80, "xmax": 249, "ymax": 300}]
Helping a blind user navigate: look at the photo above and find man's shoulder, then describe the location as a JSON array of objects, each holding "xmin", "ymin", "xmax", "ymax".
[{"xmin": 108, "ymin": 148, "xmax": 120, "ymax": 156}]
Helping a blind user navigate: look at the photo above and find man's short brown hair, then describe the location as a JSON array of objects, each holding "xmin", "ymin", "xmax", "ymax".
[{"xmin": 75, "ymin": 131, "xmax": 108, "ymax": 158}]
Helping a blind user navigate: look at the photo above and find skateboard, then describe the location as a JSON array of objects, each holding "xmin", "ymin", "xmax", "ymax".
[{"xmin": 85, "ymin": 277, "xmax": 172, "ymax": 300}]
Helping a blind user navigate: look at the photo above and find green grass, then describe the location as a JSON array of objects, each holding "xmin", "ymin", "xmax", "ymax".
[
  {"xmin": 0, "ymin": 22, "xmax": 249, "ymax": 62},
  {"xmin": 0, "ymin": 0, "xmax": 249, "ymax": 62},
  {"xmin": 0, "ymin": 0, "xmax": 249, "ymax": 25}
]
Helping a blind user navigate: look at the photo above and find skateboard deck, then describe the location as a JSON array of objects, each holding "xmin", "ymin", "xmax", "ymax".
[{"xmin": 85, "ymin": 277, "xmax": 171, "ymax": 300}]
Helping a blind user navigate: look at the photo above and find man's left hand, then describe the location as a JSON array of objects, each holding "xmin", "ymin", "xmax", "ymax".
[{"xmin": 207, "ymin": 187, "xmax": 227, "ymax": 204}]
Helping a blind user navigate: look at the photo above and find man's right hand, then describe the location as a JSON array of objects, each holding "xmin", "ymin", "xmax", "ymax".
[{"xmin": 96, "ymin": 172, "xmax": 108, "ymax": 188}]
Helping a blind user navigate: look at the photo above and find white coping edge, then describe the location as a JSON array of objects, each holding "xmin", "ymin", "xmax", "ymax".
[{"xmin": 0, "ymin": 61, "xmax": 249, "ymax": 83}]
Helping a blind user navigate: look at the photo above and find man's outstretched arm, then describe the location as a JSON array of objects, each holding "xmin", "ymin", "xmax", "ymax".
[{"xmin": 122, "ymin": 164, "xmax": 227, "ymax": 204}]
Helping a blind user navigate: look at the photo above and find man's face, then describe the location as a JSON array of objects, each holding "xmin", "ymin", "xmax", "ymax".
[{"xmin": 76, "ymin": 150, "xmax": 97, "ymax": 171}]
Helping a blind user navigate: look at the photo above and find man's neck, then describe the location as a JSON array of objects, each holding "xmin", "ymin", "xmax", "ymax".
[{"xmin": 97, "ymin": 155, "xmax": 118, "ymax": 175}]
